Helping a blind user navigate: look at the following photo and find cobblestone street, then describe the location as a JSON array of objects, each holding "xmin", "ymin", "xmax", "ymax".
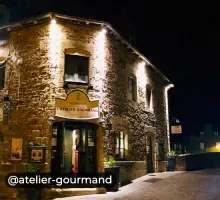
[{"xmin": 55, "ymin": 168, "xmax": 220, "ymax": 200}]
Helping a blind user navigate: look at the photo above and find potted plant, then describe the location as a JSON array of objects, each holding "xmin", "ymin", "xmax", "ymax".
[
  {"xmin": 24, "ymin": 163, "xmax": 41, "ymax": 200},
  {"xmin": 167, "ymin": 150, "xmax": 176, "ymax": 171},
  {"xmin": 104, "ymin": 154, "xmax": 120, "ymax": 191}
]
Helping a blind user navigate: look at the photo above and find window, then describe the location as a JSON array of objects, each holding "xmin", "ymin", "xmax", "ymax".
[
  {"xmin": 200, "ymin": 142, "xmax": 204, "ymax": 150},
  {"xmin": 156, "ymin": 142, "xmax": 164, "ymax": 157},
  {"xmin": 146, "ymin": 84, "xmax": 152, "ymax": 108},
  {"xmin": 216, "ymin": 142, "xmax": 220, "ymax": 149},
  {"xmin": 174, "ymin": 143, "xmax": 182, "ymax": 153},
  {"xmin": 114, "ymin": 132, "xmax": 128, "ymax": 160},
  {"xmin": 128, "ymin": 76, "xmax": 136, "ymax": 101},
  {"xmin": 214, "ymin": 132, "xmax": 218, "ymax": 136},
  {"xmin": 200, "ymin": 132, "xmax": 204, "ymax": 137},
  {"xmin": 65, "ymin": 54, "xmax": 89, "ymax": 84},
  {"xmin": 0, "ymin": 59, "xmax": 6, "ymax": 89}
]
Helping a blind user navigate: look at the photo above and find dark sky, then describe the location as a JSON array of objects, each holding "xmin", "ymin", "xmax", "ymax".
[{"xmin": 4, "ymin": 0, "xmax": 220, "ymax": 132}]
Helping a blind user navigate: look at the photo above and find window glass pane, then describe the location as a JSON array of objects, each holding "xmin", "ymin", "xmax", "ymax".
[
  {"xmin": 125, "ymin": 134, "xmax": 128, "ymax": 151},
  {"xmin": 65, "ymin": 55, "xmax": 88, "ymax": 83},
  {"xmin": 128, "ymin": 77, "xmax": 135, "ymax": 101},
  {"xmin": 0, "ymin": 64, "xmax": 5, "ymax": 89},
  {"xmin": 116, "ymin": 137, "xmax": 119, "ymax": 148},
  {"xmin": 146, "ymin": 87, "xmax": 152, "ymax": 107},
  {"xmin": 120, "ymin": 149, "xmax": 124, "ymax": 159}
]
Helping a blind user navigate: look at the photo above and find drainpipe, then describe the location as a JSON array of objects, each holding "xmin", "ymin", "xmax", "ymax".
[{"xmin": 165, "ymin": 84, "xmax": 174, "ymax": 153}]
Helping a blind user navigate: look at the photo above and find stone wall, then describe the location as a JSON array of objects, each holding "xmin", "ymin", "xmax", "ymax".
[
  {"xmin": 116, "ymin": 161, "xmax": 147, "ymax": 185},
  {"xmin": 0, "ymin": 17, "xmax": 170, "ymax": 167},
  {"xmin": 0, "ymin": 163, "xmax": 47, "ymax": 199}
]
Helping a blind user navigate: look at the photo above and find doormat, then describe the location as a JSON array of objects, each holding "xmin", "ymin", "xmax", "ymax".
[{"xmin": 143, "ymin": 178, "xmax": 163, "ymax": 183}]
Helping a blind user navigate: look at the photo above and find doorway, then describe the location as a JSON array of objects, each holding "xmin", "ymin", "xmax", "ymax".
[
  {"xmin": 146, "ymin": 135, "xmax": 154, "ymax": 173},
  {"xmin": 51, "ymin": 122, "xmax": 97, "ymax": 174}
]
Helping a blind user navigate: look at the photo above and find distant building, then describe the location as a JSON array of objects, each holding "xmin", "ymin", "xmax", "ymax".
[{"xmin": 171, "ymin": 124, "xmax": 220, "ymax": 154}]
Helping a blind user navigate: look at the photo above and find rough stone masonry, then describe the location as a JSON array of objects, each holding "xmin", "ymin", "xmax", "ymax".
[{"xmin": 0, "ymin": 14, "xmax": 172, "ymax": 174}]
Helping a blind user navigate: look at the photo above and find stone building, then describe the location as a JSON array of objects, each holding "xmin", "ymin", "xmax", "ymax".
[
  {"xmin": 171, "ymin": 124, "xmax": 220, "ymax": 154},
  {"xmin": 0, "ymin": 13, "xmax": 173, "ymax": 199}
]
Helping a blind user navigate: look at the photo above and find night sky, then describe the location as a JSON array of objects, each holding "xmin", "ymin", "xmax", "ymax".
[{"xmin": 4, "ymin": 0, "xmax": 220, "ymax": 132}]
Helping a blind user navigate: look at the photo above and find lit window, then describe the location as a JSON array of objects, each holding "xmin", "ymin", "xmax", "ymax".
[
  {"xmin": 146, "ymin": 84, "xmax": 152, "ymax": 108},
  {"xmin": 200, "ymin": 132, "xmax": 204, "ymax": 137},
  {"xmin": 65, "ymin": 55, "xmax": 89, "ymax": 84},
  {"xmin": 216, "ymin": 142, "xmax": 220, "ymax": 149},
  {"xmin": 128, "ymin": 76, "xmax": 136, "ymax": 101},
  {"xmin": 0, "ymin": 59, "xmax": 6, "ymax": 89},
  {"xmin": 214, "ymin": 132, "xmax": 218, "ymax": 137},
  {"xmin": 200, "ymin": 142, "xmax": 204, "ymax": 150},
  {"xmin": 114, "ymin": 132, "xmax": 128, "ymax": 160}
]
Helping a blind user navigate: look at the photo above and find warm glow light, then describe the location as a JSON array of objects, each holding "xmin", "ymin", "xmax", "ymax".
[
  {"xmin": 92, "ymin": 29, "xmax": 107, "ymax": 105},
  {"xmin": 102, "ymin": 28, "xmax": 107, "ymax": 34},
  {"xmin": 136, "ymin": 61, "xmax": 147, "ymax": 87},
  {"xmin": 49, "ymin": 19, "xmax": 61, "ymax": 85},
  {"xmin": 216, "ymin": 142, "xmax": 220, "ymax": 150},
  {"xmin": 51, "ymin": 19, "xmax": 56, "ymax": 24},
  {"xmin": 165, "ymin": 84, "xmax": 174, "ymax": 152}
]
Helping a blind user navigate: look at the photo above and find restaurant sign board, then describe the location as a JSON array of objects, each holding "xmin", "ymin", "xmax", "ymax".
[
  {"xmin": 171, "ymin": 125, "xmax": 182, "ymax": 134},
  {"xmin": 55, "ymin": 90, "xmax": 99, "ymax": 120}
]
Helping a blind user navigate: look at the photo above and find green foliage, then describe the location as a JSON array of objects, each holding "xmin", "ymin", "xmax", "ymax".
[
  {"xmin": 104, "ymin": 154, "xmax": 116, "ymax": 168},
  {"xmin": 24, "ymin": 163, "xmax": 40, "ymax": 173},
  {"xmin": 167, "ymin": 150, "xmax": 176, "ymax": 157}
]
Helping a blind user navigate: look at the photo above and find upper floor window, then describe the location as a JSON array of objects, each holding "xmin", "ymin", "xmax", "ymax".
[
  {"xmin": 114, "ymin": 131, "xmax": 128, "ymax": 160},
  {"xmin": 200, "ymin": 132, "xmax": 204, "ymax": 137},
  {"xmin": 65, "ymin": 54, "xmax": 89, "ymax": 84},
  {"xmin": 128, "ymin": 76, "xmax": 136, "ymax": 101},
  {"xmin": 214, "ymin": 132, "xmax": 218, "ymax": 137},
  {"xmin": 146, "ymin": 84, "xmax": 152, "ymax": 109},
  {"xmin": 200, "ymin": 142, "xmax": 204, "ymax": 150},
  {"xmin": 0, "ymin": 58, "xmax": 6, "ymax": 89}
]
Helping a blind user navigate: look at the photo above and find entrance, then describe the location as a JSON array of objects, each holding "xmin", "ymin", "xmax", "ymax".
[
  {"xmin": 146, "ymin": 135, "xmax": 154, "ymax": 173},
  {"xmin": 51, "ymin": 122, "xmax": 97, "ymax": 174}
]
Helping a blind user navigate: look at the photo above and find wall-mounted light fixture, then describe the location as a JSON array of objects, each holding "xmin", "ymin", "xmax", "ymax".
[
  {"xmin": 50, "ymin": 14, "xmax": 56, "ymax": 24},
  {"xmin": 99, "ymin": 118, "xmax": 105, "ymax": 124},
  {"xmin": 102, "ymin": 28, "xmax": 107, "ymax": 34},
  {"xmin": 51, "ymin": 18, "xmax": 56, "ymax": 24}
]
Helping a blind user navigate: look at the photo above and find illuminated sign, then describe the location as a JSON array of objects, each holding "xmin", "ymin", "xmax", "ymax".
[
  {"xmin": 55, "ymin": 90, "xmax": 99, "ymax": 120},
  {"xmin": 171, "ymin": 125, "xmax": 182, "ymax": 134}
]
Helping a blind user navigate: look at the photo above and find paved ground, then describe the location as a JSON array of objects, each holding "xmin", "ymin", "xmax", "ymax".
[{"xmin": 55, "ymin": 168, "xmax": 220, "ymax": 200}]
